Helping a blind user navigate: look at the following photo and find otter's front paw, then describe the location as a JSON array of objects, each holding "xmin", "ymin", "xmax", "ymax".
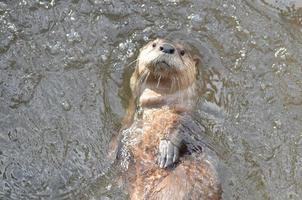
[{"xmin": 158, "ymin": 140, "xmax": 179, "ymax": 168}]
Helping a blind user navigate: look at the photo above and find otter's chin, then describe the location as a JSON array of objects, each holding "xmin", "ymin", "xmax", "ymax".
[
  {"xmin": 146, "ymin": 61, "xmax": 178, "ymax": 77},
  {"xmin": 156, "ymin": 61, "xmax": 171, "ymax": 69}
]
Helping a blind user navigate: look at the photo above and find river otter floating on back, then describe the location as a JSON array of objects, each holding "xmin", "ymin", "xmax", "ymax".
[{"xmin": 111, "ymin": 37, "xmax": 222, "ymax": 200}]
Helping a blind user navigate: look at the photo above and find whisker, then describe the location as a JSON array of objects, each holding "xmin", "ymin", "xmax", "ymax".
[
  {"xmin": 156, "ymin": 75, "xmax": 162, "ymax": 88},
  {"xmin": 138, "ymin": 70, "xmax": 145, "ymax": 83},
  {"xmin": 142, "ymin": 71, "xmax": 150, "ymax": 87},
  {"xmin": 170, "ymin": 77, "xmax": 175, "ymax": 93},
  {"xmin": 137, "ymin": 69, "xmax": 149, "ymax": 90},
  {"xmin": 176, "ymin": 77, "xmax": 181, "ymax": 93},
  {"xmin": 125, "ymin": 58, "xmax": 138, "ymax": 69},
  {"xmin": 175, "ymin": 77, "xmax": 180, "ymax": 101}
]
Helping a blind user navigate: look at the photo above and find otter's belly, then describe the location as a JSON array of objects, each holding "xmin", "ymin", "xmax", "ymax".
[{"xmin": 122, "ymin": 108, "xmax": 222, "ymax": 200}]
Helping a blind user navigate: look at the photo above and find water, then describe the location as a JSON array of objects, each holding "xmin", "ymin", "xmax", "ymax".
[{"xmin": 0, "ymin": 0, "xmax": 301, "ymax": 199}]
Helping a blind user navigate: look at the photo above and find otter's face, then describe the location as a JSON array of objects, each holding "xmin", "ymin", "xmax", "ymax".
[{"xmin": 137, "ymin": 38, "xmax": 199, "ymax": 78}]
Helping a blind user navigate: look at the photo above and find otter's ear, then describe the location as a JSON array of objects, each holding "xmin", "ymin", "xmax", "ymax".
[{"xmin": 193, "ymin": 56, "xmax": 201, "ymax": 67}]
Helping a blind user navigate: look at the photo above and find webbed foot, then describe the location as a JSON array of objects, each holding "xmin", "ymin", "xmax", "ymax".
[{"xmin": 158, "ymin": 139, "xmax": 180, "ymax": 168}]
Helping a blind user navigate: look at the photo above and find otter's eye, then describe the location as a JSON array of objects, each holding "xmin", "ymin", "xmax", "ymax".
[
  {"xmin": 180, "ymin": 50, "xmax": 185, "ymax": 56},
  {"xmin": 152, "ymin": 43, "xmax": 156, "ymax": 48}
]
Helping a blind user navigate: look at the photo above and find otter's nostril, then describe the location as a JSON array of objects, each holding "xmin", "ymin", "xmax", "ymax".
[{"xmin": 160, "ymin": 44, "xmax": 175, "ymax": 54}]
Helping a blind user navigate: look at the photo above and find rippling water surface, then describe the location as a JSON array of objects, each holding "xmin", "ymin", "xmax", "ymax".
[{"xmin": 0, "ymin": 0, "xmax": 302, "ymax": 199}]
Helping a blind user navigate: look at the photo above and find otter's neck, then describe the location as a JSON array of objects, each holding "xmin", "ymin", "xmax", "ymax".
[
  {"xmin": 138, "ymin": 82, "xmax": 196, "ymax": 112},
  {"xmin": 130, "ymin": 69, "xmax": 197, "ymax": 112}
]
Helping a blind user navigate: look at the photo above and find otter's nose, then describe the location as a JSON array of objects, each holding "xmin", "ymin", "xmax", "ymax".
[{"xmin": 159, "ymin": 44, "xmax": 175, "ymax": 54}]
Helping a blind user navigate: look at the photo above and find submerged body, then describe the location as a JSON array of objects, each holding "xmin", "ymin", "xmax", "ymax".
[{"xmin": 114, "ymin": 38, "xmax": 221, "ymax": 200}]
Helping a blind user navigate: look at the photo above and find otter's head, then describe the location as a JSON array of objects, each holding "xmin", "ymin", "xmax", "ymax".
[
  {"xmin": 137, "ymin": 38, "xmax": 200, "ymax": 80},
  {"xmin": 137, "ymin": 38, "xmax": 199, "ymax": 92}
]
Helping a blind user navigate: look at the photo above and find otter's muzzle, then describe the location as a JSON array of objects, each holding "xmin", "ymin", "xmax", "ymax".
[{"xmin": 159, "ymin": 43, "xmax": 175, "ymax": 54}]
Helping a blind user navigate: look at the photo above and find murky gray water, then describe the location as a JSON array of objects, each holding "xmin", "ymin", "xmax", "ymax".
[{"xmin": 0, "ymin": 0, "xmax": 301, "ymax": 199}]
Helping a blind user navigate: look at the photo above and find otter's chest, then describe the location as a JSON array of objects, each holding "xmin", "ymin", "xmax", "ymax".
[{"xmin": 123, "ymin": 108, "xmax": 181, "ymax": 159}]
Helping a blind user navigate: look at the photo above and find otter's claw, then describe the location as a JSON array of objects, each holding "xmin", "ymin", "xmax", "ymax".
[{"xmin": 158, "ymin": 140, "xmax": 179, "ymax": 168}]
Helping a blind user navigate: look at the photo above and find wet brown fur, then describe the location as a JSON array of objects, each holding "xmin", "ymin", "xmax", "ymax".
[
  {"xmin": 117, "ymin": 38, "xmax": 222, "ymax": 200},
  {"xmin": 128, "ymin": 109, "xmax": 221, "ymax": 200}
]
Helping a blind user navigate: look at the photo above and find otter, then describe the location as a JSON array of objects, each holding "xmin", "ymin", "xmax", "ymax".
[{"xmin": 111, "ymin": 37, "xmax": 222, "ymax": 200}]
